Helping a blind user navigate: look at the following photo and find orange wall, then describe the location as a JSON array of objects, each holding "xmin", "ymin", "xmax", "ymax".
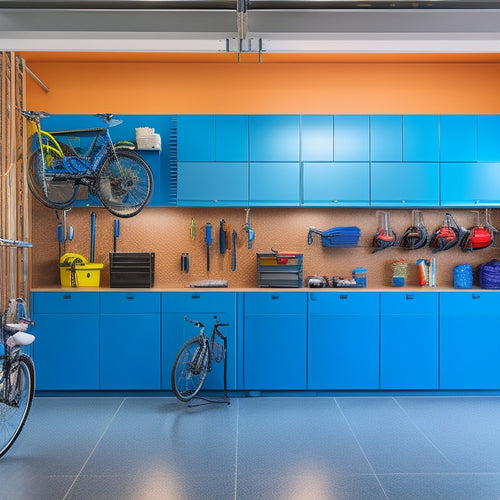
[{"xmin": 22, "ymin": 53, "xmax": 500, "ymax": 114}]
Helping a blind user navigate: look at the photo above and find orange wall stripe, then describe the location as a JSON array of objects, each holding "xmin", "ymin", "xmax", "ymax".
[{"xmin": 24, "ymin": 59, "xmax": 500, "ymax": 114}]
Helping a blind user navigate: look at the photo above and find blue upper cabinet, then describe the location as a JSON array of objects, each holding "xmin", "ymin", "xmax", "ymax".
[
  {"xmin": 370, "ymin": 115, "xmax": 402, "ymax": 161},
  {"xmin": 333, "ymin": 115, "xmax": 369, "ymax": 161},
  {"xmin": 215, "ymin": 115, "xmax": 248, "ymax": 161},
  {"xmin": 478, "ymin": 115, "xmax": 500, "ymax": 162},
  {"xmin": 403, "ymin": 115, "xmax": 439, "ymax": 162},
  {"xmin": 371, "ymin": 162, "xmax": 439, "ymax": 207},
  {"xmin": 178, "ymin": 115, "xmax": 215, "ymax": 161},
  {"xmin": 302, "ymin": 162, "xmax": 369, "ymax": 206},
  {"xmin": 440, "ymin": 162, "xmax": 500, "ymax": 206},
  {"xmin": 177, "ymin": 162, "xmax": 248, "ymax": 206},
  {"xmin": 440, "ymin": 115, "xmax": 477, "ymax": 162},
  {"xmin": 301, "ymin": 115, "xmax": 334, "ymax": 161},
  {"xmin": 249, "ymin": 162, "xmax": 300, "ymax": 206},
  {"xmin": 249, "ymin": 115, "xmax": 300, "ymax": 162}
]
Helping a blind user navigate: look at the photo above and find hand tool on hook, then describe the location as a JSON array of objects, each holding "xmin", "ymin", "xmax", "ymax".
[
  {"xmin": 242, "ymin": 208, "xmax": 254, "ymax": 249},
  {"xmin": 190, "ymin": 217, "xmax": 196, "ymax": 240},
  {"xmin": 113, "ymin": 219, "xmax": 120, "ymax": 253},
  {"xmin": 205, "ymin": 222, "xmax": 212, "ymax": 271},
  {"xmin": 219, "ymin": 219, "xmax": 228, "ymax": 254},
  {"xmin": 232, "ymin": 229, "xmax": 237, "ymax": 271}
]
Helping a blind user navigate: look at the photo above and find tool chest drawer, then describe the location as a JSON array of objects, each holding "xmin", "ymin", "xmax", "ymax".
[
  {"xmin": 100, "ymin": 292, "xmax": 160, "ymax": 314},
  {"xmin": 381, "ymin": 292, "xmax": 438, "ymax": 315},
  {"xmin": 308, "ymin": 291, "xmax": 379, "ymax": 315},
  {"xmin": 32, "ymin": 291, "xmax": 99, "ymax": 314},
  {"xmin": 162, "ymin": 291, "xmax": 236, "ymax": 313},
  {"xmin": 245, "ymin": 292, "xmax": 306, "ymax": 314}
]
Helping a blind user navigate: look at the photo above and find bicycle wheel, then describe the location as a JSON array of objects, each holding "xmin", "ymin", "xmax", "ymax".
[
  {"xmin": 27, "ymin": 149, "xmax": 79, "ymax": 209},
  {"xmin": 96, "ymin": 150, "xmax": 153, "ymax": 218},
  {"xmin": 0, "ymin": 354, "xmax": 35, "ymax": 459},
  {"xmin": 171, "ymin": 337, "xmax": 209, "ymax": 402}
]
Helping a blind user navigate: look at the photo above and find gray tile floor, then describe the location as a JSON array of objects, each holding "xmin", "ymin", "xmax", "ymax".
[{"xmin": 1, "ymin": 395, "xmax": 500, "ymax": 499}]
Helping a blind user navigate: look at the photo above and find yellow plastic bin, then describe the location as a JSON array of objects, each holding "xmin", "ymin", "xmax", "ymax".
[{"xmin": 59, "ymin": 253, "xmax": 103, "ymax": 287}]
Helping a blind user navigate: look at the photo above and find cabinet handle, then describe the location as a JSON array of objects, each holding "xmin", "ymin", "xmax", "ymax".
[
  {"xmin": 472, "ymin": 293, "xmax": 480, "ymax": 300},
  {"xmin": 191, "ymin": 294, "xmax": 200, "ymax": 299},
  {"xmin": 310, "ymin": 293, "xmax": 317, "ymax": 301},
  {"xmin": 126, "ymin": 295, "xmax": 135, "ymax": 300},
  {"xmin": 271, "ymin": 294, "xmax": 280, "ymax": 300},
  {"xmin": 63, "ymin": 294, "xmax": 72, "ymax": 300},
  {"xmin": 340, "ymin": 294, "xmax": 348, "ymax": 300},
  {"xmin": 406, "ymin": 294, "xmax": 414, "ymax": 300}
]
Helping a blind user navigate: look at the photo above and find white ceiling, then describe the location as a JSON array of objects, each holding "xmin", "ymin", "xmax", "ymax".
[{"xmin": 1, "ymin": 1, "xmax": 500, "ymax": 53}]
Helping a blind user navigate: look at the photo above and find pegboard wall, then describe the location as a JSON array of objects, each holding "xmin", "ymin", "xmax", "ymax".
[{"xmin": 31, "ymin": 205, "xmax": 500, "ymax": 289}]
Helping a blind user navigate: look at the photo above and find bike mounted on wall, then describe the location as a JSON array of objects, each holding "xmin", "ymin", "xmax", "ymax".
[{"xmin": 19, "ymin": 110, "xmax": 154, "ymax": 218}]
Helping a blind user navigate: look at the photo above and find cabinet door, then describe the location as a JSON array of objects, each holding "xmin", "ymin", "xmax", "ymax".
[
  {"xmin": 478, "ymin": 115, "xmax": 500, "ymax": 162},
  {"xmin": 244, "ymin": 314, "xmax": 307, "ymax": 390},
  {"xmin": 370, "ymin": 115, "xmax": 402, "ymax": 161},
  {"xmin": 249, "ymin": 115, "xmax": 300, "ymax": 162},
  {"xmin": 216, "ymin": 115, "xmax": 248, "ymax": 161},
  {"xmin": 244, "ymin": 292, "xmax": 307, "ymax": 390},
  {"xmin": 380, "ymin": 292, "xmax": 438, "ymax": 389},
  {"xmin": 308, "ymin": 292, "xmax": 379, "ymax": 390},
  {"xmin": 33, "ymin": 313, "xmax": 99, "ymax": 390},
  {"xmin": 302, "ymin": 162, "xmax": 369, "ymax": 206},
  {"xmin": 403, "ymin": 115, "xmax": 439, "ymax": 162},
  {"xmin": 162, "ymin": 312, "xmax": 237, "ymax": 391},
  {"xmin": 301, "ymin": 115, "xmax": 333, "ymax": 161},
  {"xmin": 440, "ymin": 292, "xmax": 500, "ymax": 389},
  {"xmin": 177, "ymin": 115, "xmax": 215, "ymax": 162},
  {"xmin": 333, "ymin": 115, "xmax": 369, "ymax": 161},
  {"xmin": 100, "ymin": 313, "xmax": 160, "ymax": 390},
  {"xmin": 177, "ymin": 162, "xmax": 248, "ymax": 206},
  {"xmin": 249, "ymin": 162, "xmax": 300, "ymax": 206},
  {"xmin": 440, "ymin": 162, "xmax": 500, "ymax": 206},
  {"xmin": 371, "ymin": 162, "xmax": 439, "ymax": 206},
  {"xmin": 440, "ymin": 115, "xmax": 477, "ymax": 162},
  {"xmin": 308, "ymin": 314, "xmax": 379, "ymax": 390}
]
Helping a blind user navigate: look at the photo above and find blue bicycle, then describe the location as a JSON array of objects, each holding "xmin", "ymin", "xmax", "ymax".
[{"xmin": 20, "ymin": 110, "xmax": 153, "ymax": 218}]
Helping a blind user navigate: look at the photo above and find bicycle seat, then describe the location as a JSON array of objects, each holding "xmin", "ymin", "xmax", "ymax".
[
  {"xmin": 18, "ymin": 109, "xmax": 50, "ymax": 121},
  {"xmin": 6, "ymin": 331, "xmax": 35, "ymax": 347},
  {"xmin": 95, "ymin": 113, "xmax": 123, "ymax": 128}
]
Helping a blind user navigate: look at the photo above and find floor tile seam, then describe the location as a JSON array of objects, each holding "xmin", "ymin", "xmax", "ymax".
[
  {"xmin": 376, "ymin": 471, "xmax": 500, "ymax": 476},
  {"xmin": 61, "ymin": 397, "xmax": 127, "ymax": 500},
  {"xmin": 234, "ymin": 398, "xmax": 239, "ymax": 500},
  {"xmin": 392, "ymin": 397, "xmax": 455, "ymax": 466},
  {"xmin": 333, "ymin": 398, "xmax": 390, "ymax": 500}
]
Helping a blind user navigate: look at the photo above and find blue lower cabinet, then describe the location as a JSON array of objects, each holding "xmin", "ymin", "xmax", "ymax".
[
  {"xmin": 308, "ymin": 292, "xmax": 379, "ymax": 390},
  {"xmin": 32, "ymin": 291, "xmax": 100, "ymax": 390},
  {"xmin": 380, "ymin": 292, "xmax": 438, "ymax": 389},
  {"xmin": 162, "ymin": 312, "xmax": 236, "ymax": 391},
  {"xmin": 100, "ymin": 314, "xmax": 160, "ymax": 390},
  {"xmin": 161, "ymin": 292, "xmax": 237, "ymax": 391},
  {"xmin": 33, "ymin": 313, "xmax": 100, "ymax": 390},
  {"xmin": 244, "ymin": 292, "xmax": 307, "ymax": 390},
  {"xmin": 100, "ymin": 292, "xmax": 161, "ymax": 390},
  {"xmin": 440, "ymin": 292, "xmax": 500, "ymax": 389}
]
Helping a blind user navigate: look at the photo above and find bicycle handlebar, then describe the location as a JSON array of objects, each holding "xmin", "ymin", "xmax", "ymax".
[{"xmin": 183, "ymin": 316, "xmax": 204, "ymax": 328}]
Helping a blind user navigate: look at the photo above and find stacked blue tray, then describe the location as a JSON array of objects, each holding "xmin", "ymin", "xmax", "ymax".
[{"xmin": 315, "ymin": 226, "xmax": 361, "ymax": 247}]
